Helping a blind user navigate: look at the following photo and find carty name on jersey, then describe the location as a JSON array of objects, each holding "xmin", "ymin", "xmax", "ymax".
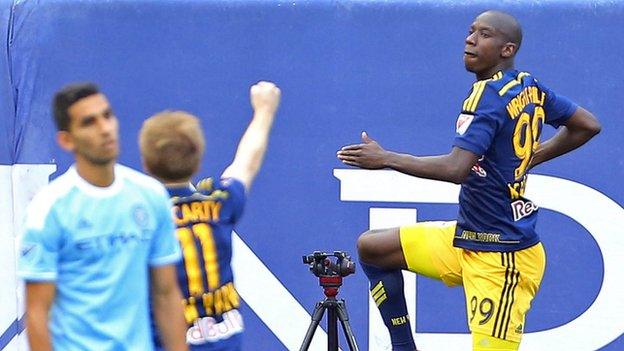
[{"xmin": 173, "ymin": 200, "xmax": 223, "ymax": 226}]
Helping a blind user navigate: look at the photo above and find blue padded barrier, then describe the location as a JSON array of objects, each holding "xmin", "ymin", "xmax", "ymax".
[{"xmin": 2, "ymin": 1, "xmax": 623, "ymax": 350}]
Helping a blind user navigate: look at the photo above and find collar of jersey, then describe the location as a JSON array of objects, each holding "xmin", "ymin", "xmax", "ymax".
[
  {"xmin": 166, "ymin": 182, "xmax": 196, "ymax": 197},
  {"xmin": 68, "ymin": 164, "xmax": 123, "ymax": 197},
  {"xmin": 494, "ymin": 69, "xmax": 519, "ymax": 79}
]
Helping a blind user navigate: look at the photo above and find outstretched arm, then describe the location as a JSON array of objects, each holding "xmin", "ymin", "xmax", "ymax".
[
  {"xmin": 530, "ymin": 107, "xmax": 601, "ymax": 169},
  {"xmin": 337, "ymin": 132, "xmax": 479, "ymax": 184},
  {"xmin": 221, "ymin": 81, "xmax": 281, "ymax": 190}
]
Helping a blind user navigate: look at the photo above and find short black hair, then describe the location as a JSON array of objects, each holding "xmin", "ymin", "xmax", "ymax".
[
  {"xmin": 479, "ymin": 10, "xmax": 523, "ymax": 55},
  {"xmin": 52, "ymin": 82, "xmax": 100, "ymax": 131}
]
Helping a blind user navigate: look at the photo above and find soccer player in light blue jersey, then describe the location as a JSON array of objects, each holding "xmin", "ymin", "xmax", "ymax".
[
  {"xmin": 17, "ymin": 83, "xmax": 189, "ymax": 351},
  {"xmin": 139, "ymin": 81, "xmax": 280, "ymax": 351},
  {"xmin": 337, "ymin": 11, "xmax": 601, "ymax": 351}
]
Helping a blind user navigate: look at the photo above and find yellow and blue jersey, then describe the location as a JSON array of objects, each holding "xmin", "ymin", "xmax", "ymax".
[
  {"xmin": 453, "ymin": 70, "xmax": 577, "ymax": 252},
  {"xmin": 156, "ymin": 177, "xmax": 246, "ymax": 350}
]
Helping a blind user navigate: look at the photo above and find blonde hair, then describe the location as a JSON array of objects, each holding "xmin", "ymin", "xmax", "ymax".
[{"xmin": 139, "ymin": 110, "xmax": 205, "ymax": 182}]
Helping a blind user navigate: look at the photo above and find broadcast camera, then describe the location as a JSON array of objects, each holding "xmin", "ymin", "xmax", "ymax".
[
  {"xmin": 302, "ymin": 251, "xmax": 356, "ymax": 278},
  {"xmin": 299, "ymin": 250, "xmax": 359, "ymax": 350}
]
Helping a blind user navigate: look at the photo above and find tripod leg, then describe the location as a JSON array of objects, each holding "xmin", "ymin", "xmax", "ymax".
[
  {"xmin": 299, "ymin": 301, "xmax": 327, "ymax": 351},
  {"xmin": 336, "ymin": 300, "xmax": 359, "ymax": 351},
  {"xmin": 327, "ymin": 303, "xmax": 338, "ymax": 351}
]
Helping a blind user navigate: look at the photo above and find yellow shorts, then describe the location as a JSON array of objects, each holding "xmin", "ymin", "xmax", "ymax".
[{"xmin": 399, "ymin": 221, "xmax": 546, "ymax": 344}]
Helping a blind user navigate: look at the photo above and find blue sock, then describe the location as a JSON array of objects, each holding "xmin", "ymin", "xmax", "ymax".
[{"xmin": 360, "ymin": 262, "xmax": 416, "ymax": 351}]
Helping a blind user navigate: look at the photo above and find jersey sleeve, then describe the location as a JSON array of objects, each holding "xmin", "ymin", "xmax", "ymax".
[
  {"xmin": 220, "ymin": 177, "xmax": 246, "ymax": 222},
  {"xmin": 149, "ymin": 188, "xmax": 182, "ymax": 267},
  {"xmin": 17, "ymin": 204, "xmax": 63, "ymax": 282},
  {"xmin": 453, "ymin": 84, "xmax": 502, "ymax": 156},
  {"xmin": 539, "ymin": 82, "xmax": 579, "ymax": 128}
]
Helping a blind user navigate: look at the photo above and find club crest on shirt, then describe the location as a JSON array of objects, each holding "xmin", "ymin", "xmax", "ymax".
[
  {"xmin": 133, "ymin": 205, "xmax": 149, "ymax": 229},
  {"xmin": 456, "ymin": 113, "xmax": 474, "ymax": 135}
]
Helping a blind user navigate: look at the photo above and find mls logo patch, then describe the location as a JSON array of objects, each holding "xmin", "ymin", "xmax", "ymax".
[{"xmin": 456, "ymin": 113, "xmax": 474, "ymax": 135}]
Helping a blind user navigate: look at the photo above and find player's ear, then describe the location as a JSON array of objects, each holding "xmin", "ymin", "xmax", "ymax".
[
  {"xmin": 56, "ymin": 130, "xmax": 75, "ymax": 152},
  {"xmin": 501, "ymin": 42, "xmax": 517, "ymax": 58},
  {"xmin": 141, "ymin": 158, "xmax": 152, "ymax": 176}
]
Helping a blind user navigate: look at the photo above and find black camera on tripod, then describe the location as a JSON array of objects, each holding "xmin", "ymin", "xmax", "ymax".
[
  {"xmin": 302, "ymin": 251, "xmax": 356, "ymax": 278},
  {"xmin": 299, "ymin": 251, "xmax": 359, "ymax": 351}
]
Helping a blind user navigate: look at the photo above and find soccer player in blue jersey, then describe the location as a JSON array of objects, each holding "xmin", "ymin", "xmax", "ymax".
[
  {"xmin": 139, "ymin": 81, "xmax": 280, "ymax": 350},
  {"xmin": 337, "ymin": 10, "xmax": 601, "ymax": 351},
  {"xmin": 17, "ymin": 83, "xmax": 188, "ymax": 351}
]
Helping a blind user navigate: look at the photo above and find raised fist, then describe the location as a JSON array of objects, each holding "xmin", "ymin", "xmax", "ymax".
[{"xmin": 250, "ymin": 81, "xmax": 281, "ymax": 115}]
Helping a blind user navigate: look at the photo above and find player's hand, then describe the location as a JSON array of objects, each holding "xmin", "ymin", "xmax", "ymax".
[
  {"xmin": 337, "ymin": 132, "xmax": 388, "ymax": 169},
  {"xmin": 250, "ymin": 81, "xmax": 281, "ymax": 115}
]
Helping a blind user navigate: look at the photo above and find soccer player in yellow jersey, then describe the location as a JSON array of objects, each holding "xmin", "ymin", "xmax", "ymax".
[
  {"xmin": 337, "ymin": 10, "xmax": 601, "ymax": 351},
  {"xmin": 139, "ymin": 81, "xmax": 280, "ymax": 351}
]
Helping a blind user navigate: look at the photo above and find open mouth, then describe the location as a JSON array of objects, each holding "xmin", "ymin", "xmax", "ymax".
[{"xmin": 464, "ymin": 51, "xmax": 477, "ymax": 57}]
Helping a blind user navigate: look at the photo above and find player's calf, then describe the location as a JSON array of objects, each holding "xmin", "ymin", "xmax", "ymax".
[
  {"xmin": 357, "ymin": 228, "xmax": 418, "ymax": 350},
  {"xmin": 359, "ymin": 261, "xmax": 416, "ymax": 351}
]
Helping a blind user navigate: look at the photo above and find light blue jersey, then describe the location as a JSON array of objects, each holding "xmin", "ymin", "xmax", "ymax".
[{"xmin": 18, "ymin": 164, "xmax": 181, "ymax": 351}]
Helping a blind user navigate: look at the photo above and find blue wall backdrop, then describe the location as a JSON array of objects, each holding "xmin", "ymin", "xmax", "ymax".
[
  {"xmin": 1, "ymin": 0, "xmax": 623, "ymax": 350},
  {"xmin": 0, "ymin": 0, "xmax": 14, "ymax": 164}
]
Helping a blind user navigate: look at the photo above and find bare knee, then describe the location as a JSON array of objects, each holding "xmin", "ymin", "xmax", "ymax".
[
  {"xmin": 357, "ymin": 228, "xmax": 402, "ymax": 267},
  {"xmin": 357, "ymin": 230, "xmax": 379, "ymax": 263}
]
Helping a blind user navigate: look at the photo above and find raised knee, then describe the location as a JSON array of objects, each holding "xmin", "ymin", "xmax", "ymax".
[{"xmin": 357, "ymin": 230, "xmax": 380, "ymax": 263}]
